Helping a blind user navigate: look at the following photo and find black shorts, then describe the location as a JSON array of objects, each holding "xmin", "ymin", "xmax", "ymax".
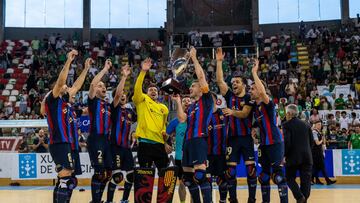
[
  {"xmin": 258, "ymin": 142, "xmax": 284, "ymax": 171},
  {"xmin": 72, "ymin": 150, "xmax": 82, "ymax": 175},
  {"xmin": 207, "ymin": 155, "xmax": 227, "ymax": 177},
  {"xmin": 137, "ymin": 141, "xmax": 169, "ymax": 170},
  {"xmin": 87, "ymin": 135, "xmax": 112, "ymax": 172},
  {"xmin": 182, "ymin": 137, "xmax": 208, "ymax": 167},
  {"xmin": 175, "ymin": 159, "xmax": 184, "ymax": 178},
  {"xmin": 226, "ymin": 136, "xmax": 255, "ymax": 163},
  {"xmin": 111, "ymin": 144, "xmax": 134, "ymax": 171},
  {"xmin": 49, "ymin": 143, "xmax": 74, "ymax": 172}
]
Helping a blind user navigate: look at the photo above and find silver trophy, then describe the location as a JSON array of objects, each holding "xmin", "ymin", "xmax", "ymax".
[{"xmin": 161, "ymin": 48, "xmax": 190, "ymax": 94}]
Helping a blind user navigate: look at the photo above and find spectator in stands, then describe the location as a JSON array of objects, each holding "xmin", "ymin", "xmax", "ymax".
[
  {"xmin": 4, "ymin": 100, "xmax": 14, "ymax": 118},
  {"xmin": 212, "ymin": 34, "xmax": 222, "ymax": 47},
  {"xmin": 31, "ymin": 36, "xmax": 40, "ymax": 51},
  {"xmin": 67, "ymin": 65, "xmax": 76, "ymax": 86},
  {"xmin": 349, "ymin": 112, "xmax": 360, "ymax": 129},
  {"xmin": 299, "ymin": 21, "xmax": 306, "ymax": 40},
  {"xmin": 0, "ymin": 51, "xmax": 9, "ymax": 69},
  {"xmin": 348, "ymin": 126, "xmax": 360, "ymax": 149},
  {"xmin": 335, "ymin": 94, "xmax": 346, "ymax": 110},
  {"xmin": 319, "ymin": 96, "xmax": 332, "ymax": 110},
  {"xmin": 255, "ymin": 28, "xmax": 264, "ymax": 47},
  {"xmin": 109, "ymin": 69, "xmax": 118, "ymax": 88},
  {"xmin": 337, "ymin": 128, "xmax": 349, "ymax": 149},
  {"xmin": 307, "ymin": 25, "xmax": 320, "ymax": 44},
  {"xmin": 339, "ymin": 111, "xmax": 350, "ymax": 130},
  {"xmin": 18, "ymin": 135, "xmax": 30, "ymax": 153},
  {"xmin": 354, "ymin": 79, "xmax": 360, "ymax": 100},
  {"xmin": 328, "ymin": 93, "xmax": 336, "ymax": 109},
  {"xmin": 49, "ymin": 33, "xmax": 56, "ymax": 50},
  {"xmin": 127, "ymin": 46, "xmax": 135, "ymax": 66},
  {"xmin": 327, "ymin": 114, "xmax": 337, "ymax": 127},
  {"xmin": 31, "ymin": 129, "xmax": 49, "ymax": 153},
  {"xmin": 354, "ymin": 99, "xmax": 360, "ymax": 109},
  {"xmin": 327, "ymin": 125, "xmax": 339, "ymax": 149},
  {"xmin": 18, "ymin": 89, "xmax": 28, "ymax": 114},
  {"xmin": 346, "ymin": 94, "xmax": 355, "ymax": 109},
  {"xmin": 309, "ymin": 108, "xmax": 321, "ymax": 124}
]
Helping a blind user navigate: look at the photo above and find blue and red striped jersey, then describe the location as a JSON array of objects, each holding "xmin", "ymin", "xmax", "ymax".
[
  {"xmin": 88, "ymin": 97, "xmax": 111, "ymax": 137},
  {"xmin": 185, "ymin": 92, "xmax": 214, "ymax": 140},
  {"xmin": 111, "ymin": 103, "xmax": 136, "ymax": 148},
  {"xmin": 253, "ymin": 100, "xmax": 283, "ymax": 145},
  {"xmin": 45, "ymin": 92, "xmax": 72, "ymax": 144},
  {"xmin": 207, "ymin": 109, "xmax": 228, "ymax": 155},
  {"xmin": 69, "ymin": 107, "xmax": 82, "ymax": 151},
  {"xmin": 224, "ymin": 90, "xmax": 253, "ymax": 137}
]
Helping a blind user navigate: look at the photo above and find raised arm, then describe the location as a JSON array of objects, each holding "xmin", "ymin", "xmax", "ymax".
[
  {"xmin": 133, "ymin": 58, "xmax": 152, "ymax": 104},
  {"xmin": 68, "ymin": 58, "xmax": 92, "ymax": 97},
  {"xmin": 88, "ymin": 59, "xmax": 112, "ymax": 99},
  {"xmin": 252, "ymin": 59, "xmax": 270, "ymax": 104},
  {"xmin": 40, "ymin": 91, "xmax": 52, "ymax": 116},
  {"xmin": 53, "ymin": 50, "xmax": 78, "ymax": 97},
  {"xmin": 113, "ymin": 65, "xmax": 131, "ymax": 107},
  {"xmin": 190, "ymin": 47, "xmax": 208, "ymax": 90},
  {"xmin": 171, "ymin": 94, "xmax": 187, "ymax": 122},
  {"xmin": 215, "ymin": 47, "xmax": 228, "ymax": 95}
]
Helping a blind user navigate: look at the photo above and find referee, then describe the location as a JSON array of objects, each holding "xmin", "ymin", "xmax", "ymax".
[{"xmin": 132, "ymin": 58, "xmax": 170, "ymax": 170}]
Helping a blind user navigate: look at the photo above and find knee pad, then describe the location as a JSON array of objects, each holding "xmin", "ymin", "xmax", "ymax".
[
  {"xmin": 111, "ymin": 170, "xmax": 124, "ymax": 184},
  {"xmin": 125, "ymin": 170, "xmax": 134, "ymax": 184},
  {"xmin": 225, "ymin": 166, "xmax": 237, "ymax": 181},
  {"xmin": 193, "ymin": 169, "xmax": 207, "ymax": 185},
  {"xmin": 258, "ymin": 172, "xmax": 270, "ymax": 185},
  {"xmin": 272, "ymin": 167, "xmax": 286, "ymax": 185},
  {"xmin": 182, "ymin": 172, "xmax": 195, "ymax": 187},
  {"xmin": 246, "ymin": 164, "xmax": 257, "ymax": 179},
  {"xmin": 58, "ymin": 176, "xmax": 78, "ymax": 190}
]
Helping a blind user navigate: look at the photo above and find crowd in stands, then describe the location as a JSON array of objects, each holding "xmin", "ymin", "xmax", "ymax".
[
  {"xmin": 0, "ymin": 32, "xmax": 167, "ymax": 120},
  {"xmin": 1, "ymin": 19, "xmax": 360, "ymax": 151}
]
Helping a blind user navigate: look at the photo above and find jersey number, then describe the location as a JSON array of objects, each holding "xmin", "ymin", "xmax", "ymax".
[{"xmin": 97, "ymin": 150, "xmax": 103, "ymax": 164}]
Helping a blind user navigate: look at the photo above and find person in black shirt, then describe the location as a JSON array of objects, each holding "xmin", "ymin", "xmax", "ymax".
[
  {"xmin": 32, "ymin": 129, "xmax": 49, "ymax": 153},
  {"xmin": 283, "ymin": 104, "xmax": 313, "ymax": 203},
  {"xmin": 311, "ymin": 121, "xmax": 336, "ymax": 185}
]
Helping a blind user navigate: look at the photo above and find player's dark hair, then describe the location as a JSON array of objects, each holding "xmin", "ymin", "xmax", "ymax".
[
  {"xmin": 232, "ymin": 74, "xmax": 247, "ymax": 88},
  {"xmin": 147, "ymin": 83, "xmax": 158, "ymax": 91}
]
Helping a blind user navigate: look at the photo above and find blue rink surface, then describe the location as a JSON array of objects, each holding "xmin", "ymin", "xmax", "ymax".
[{"xmin": 1, "ymin": 185, "xmax": 360, "ymax": 191}]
